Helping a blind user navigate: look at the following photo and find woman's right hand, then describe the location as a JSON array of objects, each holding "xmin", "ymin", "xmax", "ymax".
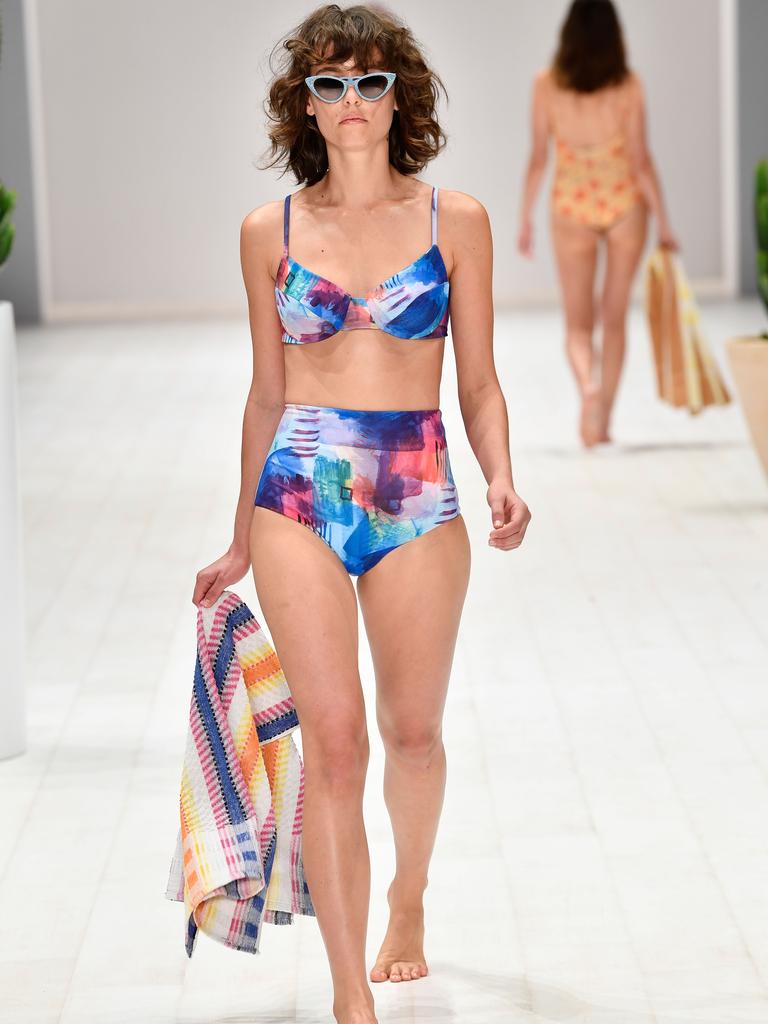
[
  {"xmin": 193, "ymin": 543, "xmax": 252, "ymax": 609},
  {"xmin": 517, "ymin": 218, "xmax": 534, "ymax": 258}
]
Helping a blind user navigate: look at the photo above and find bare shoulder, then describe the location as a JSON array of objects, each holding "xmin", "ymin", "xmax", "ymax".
[
  {"xmin": 623, "ymin": 69, "xmax": 644, "ymax": 100},
  {"xmin": 240, "ymin": 197, "xmax": 284, "ymax": 245},
  {"xmin": 534, "ymin": 65, "xmax": 554, "ymax": 92},
  {"xmin": 435, "ymin": 189, "xmax": 491, "ymax": 269},
  {"xmin": 239, "ymin": 197, "xmax": 286, "ymax": 278},
  {"xmin": 438, "ymin": 188, "xmax": 490, "ymax": 232}
]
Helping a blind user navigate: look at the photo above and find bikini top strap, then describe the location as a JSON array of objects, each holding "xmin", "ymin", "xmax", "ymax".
[
  {"xmin": 283, "ymin": 194, "xmax": 291, "ymax": 258},
  {"xmin": 431, "ymin": 186, "xmax": 439, "ymax": 246}
]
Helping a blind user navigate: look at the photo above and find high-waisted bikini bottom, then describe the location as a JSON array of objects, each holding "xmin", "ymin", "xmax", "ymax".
[{"xmin": 253, "ymin": 402, "xmax": 461, "ymax": 576}]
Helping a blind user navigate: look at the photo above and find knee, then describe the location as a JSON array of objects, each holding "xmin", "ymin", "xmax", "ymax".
[
  {"xmin": 380, "ymin": 719, "xmax": 444, "ymax": 766},
  {"xmin": 565, "ymin": 323, "xmax": 593, "ymax": 346},
  {"xmin": 601, "ymin": 300, "xmax": 626, "ymax": 333},
  {"xmin": 304, "ymin": 717, "xmax": 370, "ymax": 790}
]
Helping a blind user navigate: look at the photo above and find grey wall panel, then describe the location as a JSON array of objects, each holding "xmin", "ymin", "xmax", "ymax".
[{"xmin": 32, "ymin": 0, "xmax": 725, "ymax": 315}]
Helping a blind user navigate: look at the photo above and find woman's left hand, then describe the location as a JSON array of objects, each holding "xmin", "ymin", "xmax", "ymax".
[
  {"xmin": 487, "ymin": 478, "xmax": 532, "ymax": 551},
  {"xmin": 658, "ymin": 222, "xmax": 680, "ymax": 252}
]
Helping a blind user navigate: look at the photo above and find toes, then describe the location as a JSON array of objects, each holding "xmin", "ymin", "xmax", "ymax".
[
  {"xmin": 372, "ymin": 958, "xmax": 428, "ymax": 984},
  {"xmin": 390, "ymin": 961, "xmax": 426, "ymax": 982},
  {"xmin": 406, "ymin": 963, "xmax": 427, "ymax": 980}
]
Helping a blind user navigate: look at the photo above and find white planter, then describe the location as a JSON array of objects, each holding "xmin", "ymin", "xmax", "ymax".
[{"xmin": 0, "ymin": 299, "xmax": 27, "ymax": 759}]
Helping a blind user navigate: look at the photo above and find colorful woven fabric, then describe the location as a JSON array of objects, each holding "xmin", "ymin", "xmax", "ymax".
[{"xmin": 164, "ymin": 589, "xmax": 315, "ymax": 956}]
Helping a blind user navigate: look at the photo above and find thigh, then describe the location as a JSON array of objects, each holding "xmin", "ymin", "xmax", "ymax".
[
  {"xmin": 249, "ymin": 505, "xmax": 366, "ymax": 752},
  {"xmin": 356, "ymin": 515, "xmax": 471, "ymax": 740},
  {"xmin": 550, "ymin": 213, "xmax": 600, "ymax": 327},
  {"xmin": 602, "ymin": 202, "xmax": 649, "ymax": 319}
]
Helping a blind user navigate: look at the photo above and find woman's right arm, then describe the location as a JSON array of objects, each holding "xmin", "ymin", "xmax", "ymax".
[
  {"xmin": 192, "ymin": 204, "xmax": 286, "ymax": 608},
  {"xmin": 625, "ymin": 72, "xmax": 679, "ymax": 250},
  {"xmin": 517, "ymin": 68, "xmax": 551, "ymax": 258}
]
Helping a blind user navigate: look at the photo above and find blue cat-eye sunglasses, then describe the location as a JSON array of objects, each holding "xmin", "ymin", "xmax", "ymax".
[{"xmin": 305, "ymin": 71, "xmax": 397, "ymax": 104}]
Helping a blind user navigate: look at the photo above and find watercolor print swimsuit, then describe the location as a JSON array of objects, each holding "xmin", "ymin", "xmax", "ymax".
[
  {"xmin": 552, "ymin": 134, "xmax": 643, "ymax": 231},
  {"xmin": 253, "ymin": 186, "xmax": 461, "ymax": 576}
]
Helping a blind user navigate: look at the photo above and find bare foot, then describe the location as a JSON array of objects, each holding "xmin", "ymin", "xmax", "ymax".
[
  {"xmin": 334, "ymin": 1011, "xmax": 377, "ymax": 1024},
  {"xmin": 332, "ymin": 992, "xmax": 377, "ymax": 1024},
  {"xmin": 596, "ymin": 400, "xmax": 613, "ymax": 444},
  {"xmin": 370, "ymin": 882, "xmax": 429, "ymax": 983},
  {"xmin": 579, "ymin": 390, "xmax": 604, "ymax": 448}
]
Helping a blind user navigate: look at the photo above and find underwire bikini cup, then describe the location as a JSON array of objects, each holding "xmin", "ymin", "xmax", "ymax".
[{"xmin": 275, "ymin": 186, "xmax": 451, "ymax": 344}]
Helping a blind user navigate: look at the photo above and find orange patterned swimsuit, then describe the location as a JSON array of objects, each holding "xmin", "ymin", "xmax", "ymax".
[{"xmin": 551, "ymin": 134, "xmax": 643, "ymax": 231}]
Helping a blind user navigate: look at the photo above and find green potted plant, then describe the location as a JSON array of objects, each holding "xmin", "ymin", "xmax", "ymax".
[
  {"xmin": 726, "ymin": 158, "xmax": 768, "ymax": 476},
  {"xmin": 0, "ymin": 183, "xmax": 16, "ymax": 268},
  {"xmin": 0, "ymin": 7, "xmax": 18, "ymax": 271}
]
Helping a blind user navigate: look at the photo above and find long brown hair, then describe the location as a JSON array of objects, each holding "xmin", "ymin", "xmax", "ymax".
[
  {"xmin": 258, "ymin": 3, "xmax": 448, "ymax": 185},
  {"xmin": 552, "ymin": 0, "xmax": 629, "ymax": 93}
]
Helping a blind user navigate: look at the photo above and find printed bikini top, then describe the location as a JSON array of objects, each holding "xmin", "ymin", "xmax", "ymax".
[{"xmin": 275, "ymin": 185, "xmax": 450, "ymax": 345}]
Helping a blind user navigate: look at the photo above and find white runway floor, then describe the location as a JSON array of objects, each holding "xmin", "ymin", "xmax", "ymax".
[{"xmin": 2, "ymin": 300, "xmax": 767, "ymax": 1023}]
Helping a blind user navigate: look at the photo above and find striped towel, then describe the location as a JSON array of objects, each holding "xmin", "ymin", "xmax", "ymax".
[{"xmin": 163, "ymin": 589, "xmax": 315, "ymax": 956}]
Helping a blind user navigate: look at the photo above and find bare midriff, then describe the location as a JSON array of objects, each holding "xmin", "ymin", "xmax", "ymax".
[{"xmin": 283, "ymin": 329, "xmax": 447, "ymax": 411}]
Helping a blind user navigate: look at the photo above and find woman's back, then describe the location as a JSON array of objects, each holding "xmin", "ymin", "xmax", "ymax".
[
  {"xmin": 517, "ymin": 0, "xmax": 677, "ymax": 447},
  {"xmin": 540, "ymin": 67, "xmax": 643, "ymax": 231},
  {"xmin": 541, "ymin": 66, "xmax": 639, "ymax": 147}
]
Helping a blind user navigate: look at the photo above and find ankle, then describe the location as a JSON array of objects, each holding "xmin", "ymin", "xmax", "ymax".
[
  {"xmin": 332, "ymin": 988, "xmax": 375, "ymax": 1022},
  {"xmin": 387, "ymin": 876, "xmax": 428, "ymax": 909},
  {"xmin": 334, "ymin": 1010, "xmax": 377, "ymax": 1024}
]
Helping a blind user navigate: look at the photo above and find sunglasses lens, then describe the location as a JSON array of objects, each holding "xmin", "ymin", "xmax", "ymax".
[
  {"xmin": 313, "ymin": 76, "xmax": 345, "ymax": 101},
  {"xmin": 358, "ymin": 74, "xmax": 390, "ymax": 99}
]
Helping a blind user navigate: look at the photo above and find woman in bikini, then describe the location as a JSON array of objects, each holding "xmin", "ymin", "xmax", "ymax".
[
  {"xmin": 192, "ymin": 4, "xmax": 530, "ymax": 1023},
  {"xmin": 518, "ymin": 0, "xmax": 679, "ymax": 446}
]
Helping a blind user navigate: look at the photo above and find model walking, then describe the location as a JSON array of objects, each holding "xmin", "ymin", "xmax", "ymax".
[
  {"xmin": 518, "ymin": 0, "xmax": 678, "ymax": 446},
  {"xmin": 193, "ymin": 4, "xmax": 530, "ymax": 1023}
]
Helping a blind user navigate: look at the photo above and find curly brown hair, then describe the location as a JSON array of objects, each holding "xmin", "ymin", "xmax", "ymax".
[
  {"xmin": 552, "ymin": 0, "xmax": 629, "ymax": 94},
  {"xmin": 257, "ymin": 3, "xmax": 448, "ymax": 185}
]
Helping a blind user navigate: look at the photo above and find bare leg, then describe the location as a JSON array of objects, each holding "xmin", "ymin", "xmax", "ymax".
[
  {"xmin": 550, "ymin": 211, "xmax": 601, "ymax": 446},
  {"xmin": 250, "ymin": 507, "xmax": 377, "ymax": 1024},
  {"xmin": 599, "ymin": 202, "xmax": 649, "ymax": 440},
  {"xmin": 356, "ymin": 515, "xmax": 472, "ymax": 983}
]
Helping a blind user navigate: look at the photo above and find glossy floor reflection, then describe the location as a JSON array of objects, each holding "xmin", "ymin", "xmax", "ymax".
[{"xmin": 1, "ymin": 300, "xmax": 767, "ymax": 1023}]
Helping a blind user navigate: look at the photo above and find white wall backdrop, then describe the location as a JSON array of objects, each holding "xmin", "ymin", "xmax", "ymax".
[{"xmin": 28, "ymin": 0, "xmax": 727, "ymax": 319}]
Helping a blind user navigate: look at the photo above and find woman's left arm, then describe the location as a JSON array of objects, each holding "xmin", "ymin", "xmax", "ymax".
[
  {"xmin": 446, "ymin": 191, "xmax": 531, "ymax": 553},
  {"xmin": 625, "ymin": 72, "xmax": 679, "ymax": 250}
]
